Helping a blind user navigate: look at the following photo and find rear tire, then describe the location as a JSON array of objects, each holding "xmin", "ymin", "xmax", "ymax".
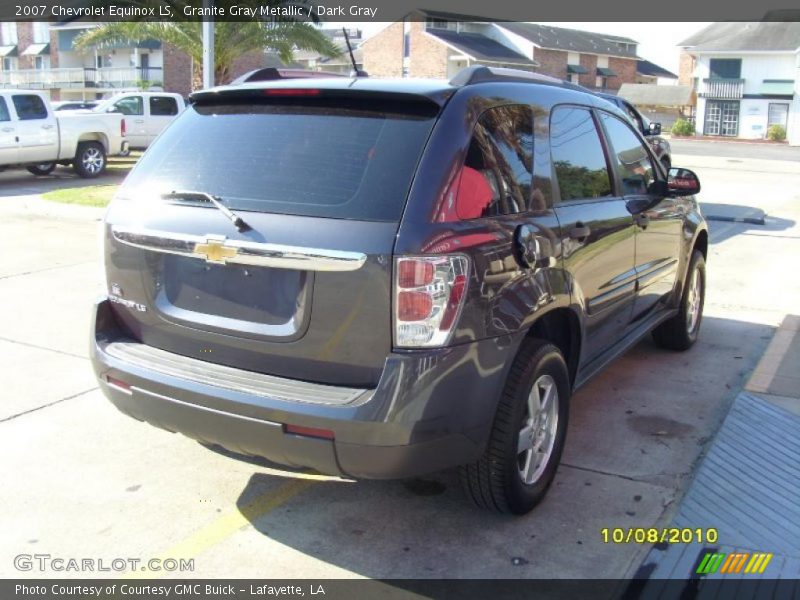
[
  {"xmin": 73, "ymin": 142, "xmax": 106, "ymax": 178},
  {"xmin": 652, "ymin": 250, "xmax": 705, "ymax": 351},
  {"xmin": 27, "ymin": 162, "xmax": 56, "ymax": 176},
  {"xmin": 460, "ymin": 339, "xmax": 570, "ymax": 514}
]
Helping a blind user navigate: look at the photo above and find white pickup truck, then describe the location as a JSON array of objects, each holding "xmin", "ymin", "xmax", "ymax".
[
  {"xmin": 0, "ymin": 90, "xmax": 127, "ymax": 178},
  {"xmin": 92, "ymin": 92, "xmax": 186, "ymax": 151}
]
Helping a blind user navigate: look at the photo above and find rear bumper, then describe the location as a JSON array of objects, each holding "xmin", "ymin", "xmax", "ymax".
[{"xmin": 91, "ymin": 298, "xmax": 518, "ymax": 479}]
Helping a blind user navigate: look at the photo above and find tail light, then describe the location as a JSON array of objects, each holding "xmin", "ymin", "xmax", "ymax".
[
  {"xmin": 120, "ymin": 118, "xmax": 126, "ymax": 137},
  {"xmin": 394, "ymin": 256, "xmax": 469, "ymax": 348}
]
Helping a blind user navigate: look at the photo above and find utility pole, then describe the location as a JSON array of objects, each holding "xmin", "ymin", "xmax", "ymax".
[{"xmin": 202, "ymin": 0, "xmax": 215, "ymax": 89}]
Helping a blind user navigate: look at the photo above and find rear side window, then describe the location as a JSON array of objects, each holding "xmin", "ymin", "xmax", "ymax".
[
  {"xmin": 12, "ymin": 95, "xmax": 47, "ymax": 120},
  {"xmin": 120, "ymin": 100, "xmax": 438, "ymax": 222},
  {"xmin": 440, "ymin": 105, "xmax": 533, "ymax": 221},
  {"xmin": 0, "ymin": 97, "xmax": 9, "ymax": 122},
  {"xmin": 550, "ymin": 106, "xmax": 612, "ymax": 202},
  {"xmin": 599, "ymin": 112, "xmax": 656, "ymax": 196},
  {"xmin": 113, "ymin": 96, "xmax": 143, "ymax": 116},
  {"xmin": 150, "ymin": 96, "xmax": 178, "ymax": 116}
]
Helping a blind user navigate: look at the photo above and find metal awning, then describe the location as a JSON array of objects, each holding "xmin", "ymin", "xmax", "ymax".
[
  {"xmin": 567, "ymin": 64, "xmax": 588, "ymax": 74},
  {"xmin": 597, "ymin": 67, "xmax": 617, "ymax": 77},
  {"xmin": 760, "ymin": 80, "xmax": 795, "ymax": 96},
  {"xmin": 21, "ymin": 43, "xmax": 50, "ymax": 56},
  {"xmin": 0, "ymin": 45, "xmax": 17, "ymax": 58}
]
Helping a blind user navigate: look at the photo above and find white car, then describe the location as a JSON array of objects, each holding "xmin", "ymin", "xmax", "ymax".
[
  {"xmin": 93, "ymin": 92, "xmax": 186, "ymax": 151},
  {"xmin": 0, "ymin": 90, "xmax": 128, "ymax": 178}
]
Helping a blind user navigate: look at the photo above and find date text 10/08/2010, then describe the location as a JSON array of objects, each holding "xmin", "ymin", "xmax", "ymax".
[{"xmin": 601, "ymin": 528, "xmax": 719, "ymax": 544}]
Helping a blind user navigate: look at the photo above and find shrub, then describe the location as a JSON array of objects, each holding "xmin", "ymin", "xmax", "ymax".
[
  {"xmin": 671, "ymin": 119, "xmax": 695, "ymax": 136},
  {"xmin": 767, "ymin": 124, "xmax": 786, "ymax": 141}
]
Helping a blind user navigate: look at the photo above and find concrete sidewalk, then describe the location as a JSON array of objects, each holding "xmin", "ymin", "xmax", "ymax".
[{"xmin": 632, "ymin": 314, "xmax": 800, "ymax": 587}]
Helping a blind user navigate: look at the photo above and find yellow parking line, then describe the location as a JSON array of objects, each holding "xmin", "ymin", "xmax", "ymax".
[{"xmin": 126, "ymin": 478, "xmax": 316, "ymax": 579}]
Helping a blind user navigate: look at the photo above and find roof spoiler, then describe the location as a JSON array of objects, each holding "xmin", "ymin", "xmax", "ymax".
[
  {"xmin": 230, "ymin": 68, "xmax": 347, "ymax": 85},
  {"xmin": 450, "ymin": 65, "xmax": 586, "ymax": 92}
]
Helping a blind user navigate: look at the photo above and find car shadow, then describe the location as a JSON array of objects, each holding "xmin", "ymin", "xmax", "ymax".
[
  {"xmin": 217, "ymin": 314, "xmax": 774, "ymax": 579},
  {"xmin": 701, "ymin": 202, "xmax": 795, "ymax": 245}
]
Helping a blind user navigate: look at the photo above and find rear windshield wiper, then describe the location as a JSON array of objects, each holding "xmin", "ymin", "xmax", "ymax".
[{"xmin": 163, "ymin": 190, "xmax": 251, "ymax": 232}]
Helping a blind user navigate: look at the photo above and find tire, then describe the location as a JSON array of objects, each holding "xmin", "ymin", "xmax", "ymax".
[
  {"xmin": 26, "ymin": 162, "xmax": 56, "ymax": 176},
  {"xmin": 118, "ymin": 147, "xmax": 131, "ymax": 158},
  {"xmin": 652, "ymin": 250, "xmax": 706, "ymax": 351},
  {"xmin": 73, "ymin": 142, "xmax": 106, "ymax": 178},
  {"xmin": 460, "ymin": 339, "xmax": 570, "ymax": 514}
]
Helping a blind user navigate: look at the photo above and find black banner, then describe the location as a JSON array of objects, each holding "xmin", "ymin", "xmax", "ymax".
[
  {"xmin": 1, "ymin": 0, "xmax": 799, "ymax": 23},
  {"xmin": 2, "ymin": 579, "xmax": 798, "ymax": 600}
]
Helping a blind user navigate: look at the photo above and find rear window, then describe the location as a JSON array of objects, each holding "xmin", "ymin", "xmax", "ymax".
[{"xmin": 120, "ymin": 99, "xmax": 438, "ymax": 221}]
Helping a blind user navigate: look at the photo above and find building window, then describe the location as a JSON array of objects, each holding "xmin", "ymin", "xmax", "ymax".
[
  {"xmin": 568, "ymin": 73, "xmax": 579, "ymax": 84},
  {"xmin": 596, "ymin": 76, "xmax": 607, "ymax": 89},
  {"xmin": 32, "ymin": 22, "xmax": 49, "ymax": 45},
  {"xmin": 709, "ymin": 59, "xmax": 741, "ymax": 79},
  {"xmin": 768, "ymin": 103, "xmax": 789, "ymax": 129},
  {"xmin": 34, "ymin": 55, "xmax": 49, "ymax": 70},
  {"xmin": 1, "ymin": 22, "xmax": 17, "ymax": 45},
  {"xmin": 704, "ymin": 100, "xmax": 739, "ymax": 136},
  {"xmin": 2, "ymin": 57, "xmax": 17, "ymax": 71}
]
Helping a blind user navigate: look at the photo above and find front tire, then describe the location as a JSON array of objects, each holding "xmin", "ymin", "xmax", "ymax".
[
  {"xmin": 27, "ymin": 162, "xmax": 56, "ymax": 176},
  {"xmin": 460, "ymin": 339, "xmax": 570, "ymax": 514},
  {"xmin": 73, "ymin": 142, "xmax": 106, "ymax": 178},
  {"xmin": 652, "ymin": 250, "xmax": 706, "ymax": 351}
]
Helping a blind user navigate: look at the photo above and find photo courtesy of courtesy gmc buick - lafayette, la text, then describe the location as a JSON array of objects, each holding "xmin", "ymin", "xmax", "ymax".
[{"xmin": 91, "ymin": 67, "xmax": 708, "ymax": 514}]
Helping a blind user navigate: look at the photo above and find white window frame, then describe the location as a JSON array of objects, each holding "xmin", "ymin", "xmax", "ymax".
[
  {"xmin": 1, "ymin": 23, "xmax": 17, "ymax": 46},
  {"xmin": 32, "ymin": 22, "xmax": 49, "ymax": 45}
]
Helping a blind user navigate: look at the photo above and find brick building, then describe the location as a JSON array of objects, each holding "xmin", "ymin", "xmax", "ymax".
[
  {"xmin": 362, "ymin": 13, "xmax": 643, "ymax": 92},
  {"xmin": 0, "ymin": 21, "xmax": 196, "ymax": 100}
]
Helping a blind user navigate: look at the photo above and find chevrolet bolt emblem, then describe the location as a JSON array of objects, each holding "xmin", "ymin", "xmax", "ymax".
[{"xmin": 193, "ymin": 236, "xmax": 238, "ymax": 264}]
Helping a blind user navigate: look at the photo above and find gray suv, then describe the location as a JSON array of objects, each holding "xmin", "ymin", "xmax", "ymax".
[{"xmin": 91, "ymin": 66, "xmax": 707, "ymax": 514}]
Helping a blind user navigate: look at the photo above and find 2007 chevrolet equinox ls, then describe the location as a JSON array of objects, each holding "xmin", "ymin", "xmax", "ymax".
[{"xmin": 92, "ymin": 66, "xmax": 707, "ymax": 514}]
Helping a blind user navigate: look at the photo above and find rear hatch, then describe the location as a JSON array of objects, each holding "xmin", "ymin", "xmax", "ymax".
[{"xmin": 103, "ymin": 86, "xmax": 442, "ymax": 387}]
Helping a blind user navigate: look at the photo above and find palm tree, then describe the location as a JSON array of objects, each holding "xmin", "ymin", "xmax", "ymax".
[{"xmin": 74, "ymin": 4, "xmax": 340, "ymax": 87}]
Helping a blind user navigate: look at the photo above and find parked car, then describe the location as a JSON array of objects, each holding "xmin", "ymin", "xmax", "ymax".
[
  {"xmin": 0, "ymin": 90, "xmax": 127, "ymax": 178},
  {"xmin": 93, "ymin": 92, "xmax": 186, "ymax": 151},
  {"xmin": 596, "ymin": 92, "xmax": 672, "ymax": 170},
  {"xmin": 52, "ymin": 100, "xmax": 99, "ymax": 112},
  {"xmin": 91, "ymin": 66, "xmax": 708, "ymax": 514}
]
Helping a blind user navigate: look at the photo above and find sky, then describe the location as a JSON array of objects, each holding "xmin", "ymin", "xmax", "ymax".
[{"xmin": 345, "ymin": 22, "xmax": 712, "ymax": 74}]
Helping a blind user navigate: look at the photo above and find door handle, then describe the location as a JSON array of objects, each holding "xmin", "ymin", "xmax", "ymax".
[
  {"xmin": 569, "ymin": 223, "xmax": 591, "ymax": 241},
  {"xmin": 134, "ymin": 119, "xmax": 144, "ymax": 123},
  {"xmin": 1, "ymin": 127, "xmax": 13, "ymax": 132},
  {"xmin": 635, "ymin": 213, "xmax": 650, "ymax": 229},
  {"xmin": 41, "ymin": 124, "xmax": 54, "ymax": 130}
]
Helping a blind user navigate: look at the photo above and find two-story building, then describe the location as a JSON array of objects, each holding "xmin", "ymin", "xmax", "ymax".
[
  {"xmin": 362, "ymin": 12, "xmax": 643, "ymax": 92},
  {"xmin": 679, "ymin": 22, "xmax": 800, "ymax": 144},
  {"xmin": 0, "ymin": 21, "xmax": 192, "ymax": 100}
]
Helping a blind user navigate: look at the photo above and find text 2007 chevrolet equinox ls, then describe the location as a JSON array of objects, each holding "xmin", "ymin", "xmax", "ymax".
[{"xmin": 92, "ymin": 67, "xmax": 707, "ymax": 514}]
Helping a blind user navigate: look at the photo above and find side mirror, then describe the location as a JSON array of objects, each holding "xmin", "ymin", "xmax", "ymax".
[
  {"xmin": 648, "ymin": 122, "xmax": 662, "ymax": 136},
  {"xmin": 667, "ymin": 168, "xmax": 701, "ymax": 196}
]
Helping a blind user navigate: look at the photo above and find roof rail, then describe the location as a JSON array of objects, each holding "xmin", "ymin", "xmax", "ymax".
[{"xmin": 450, "ymin": 65, "xmax": 564, "ymax": 87}]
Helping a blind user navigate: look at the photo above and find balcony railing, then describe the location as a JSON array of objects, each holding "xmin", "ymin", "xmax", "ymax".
[
  {"xmin": 0, "ymin": 67, "xmax": 163, "ymax": 90},
  {"xmin": 699, "ymin": 78, "xmax": 744, "ymax": 100}
]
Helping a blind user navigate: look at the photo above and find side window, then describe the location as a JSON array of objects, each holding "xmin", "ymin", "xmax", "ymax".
[
  {"xmin": 448, "ymin": 105, "xmax": 533, "ymax": 221},
  {"xmin": 0, "ymin": 97, "xmax": 10, "ymax": 122},
  {"xmin": 599, "ymin": 112, "xmax": 657, "ymax": 196},
  {"xmin": 550, "ymin": 106, "xmax": 612, "ymax": 202},
  {"xmin": 622, "ymin": 102, "xmax": 644, "ymax": 132},
  {"xmin": 12, "ymin": 94, "xmax": 47, "ymax": 120},
  {"xmin": 113, "ymin": 96, "xmax": 143, "ymax": 116},
  {"xmin": 150, "ymin": 96, "xmax": 178, "ymax": 117}
]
